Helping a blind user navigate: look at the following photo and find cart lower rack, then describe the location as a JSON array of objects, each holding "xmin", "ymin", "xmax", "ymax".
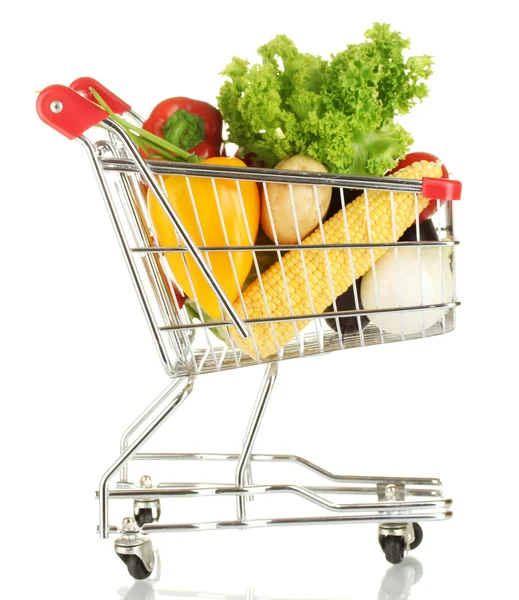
[{"xmin": 37, "ymin": 78, "xmax": 461, "ymax": 580}]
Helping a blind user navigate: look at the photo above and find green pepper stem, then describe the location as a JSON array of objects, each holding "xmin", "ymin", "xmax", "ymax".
[{"xmin": 128, "ymin": 131, "xmax": 185, "ymax": 162}]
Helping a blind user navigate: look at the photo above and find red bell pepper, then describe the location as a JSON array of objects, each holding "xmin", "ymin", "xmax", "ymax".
[{"xmin": 141, "ymin": 98, "xmax": 223, "ymax": 160}]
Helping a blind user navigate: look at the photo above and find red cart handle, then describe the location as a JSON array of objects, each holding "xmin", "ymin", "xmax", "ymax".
[
  {"xmin": 422, "ymin": 177, "xmax": 462, "ymax": 201},
  {"xmin": 70, "ymin": 77, "xmax": 131, "ymax": 115},
  {"xmin": 36, "ymin": 85, "xmax": 108, "ymax": 140}
]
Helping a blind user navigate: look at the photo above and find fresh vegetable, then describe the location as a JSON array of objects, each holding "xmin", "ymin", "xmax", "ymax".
[
  {"xmin": 360, "ymin": 244, "xmax": 454, "ymax": 335},
  {"xmin": 400, "ymin": 218, "xmax": 438, "ymax": 242},
  {"xmin": 326, "ymin": 187, "xmax": 362, "ymax": 221},
  {"xmin": 325, "ymin": 281, "xmax": 369, "ymax": 336},
  {"xmin": 229, "ymin": 160, "xmax": 443, "ymax": 359},
  {"xmin": 141, "ymin": 97, "xmax": 223, "ymax": 160},
  {"xmin": 261, "ymin": 155, "xmax": 332, "ymax": 243},
  {"xmin": 324, "ymin": 217, "xmax": 438, "ymax": 335},
  {"xmin": 218, "ymin": 23, "xmax": 433, "ymax": 176},
  {"xmin": 323, "ymin": 200, "xmax": 368, "ymax": 335},
  {"xmin": 184, "ymin": 299, "xmax": 227, "ymax": 342},
  {"xmin": 359, "ymin": 214, "xmax": 447, "ymax": 335},
  {"xmin": 147, "ymin": 157, "xmax": 260, "ymax": 319},
  {"xmin": 388, "ymin": 152, "xmax": 448, "ymax": 222},
  {"xmin": 154, "ymin": 238, "xmax": 186, "ymax": 309}
]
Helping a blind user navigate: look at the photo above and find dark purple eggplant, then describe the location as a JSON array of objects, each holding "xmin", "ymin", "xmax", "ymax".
[
  {"xmin": 323, "ymin": 189, "xmax": 366, "ymax": 336},
  {"xmin": 399, "ymin": 218, "xmax": 438, "ymax": 242},
  {"xmin": 324, "ymin": 280, "xmax": 369, "ymax": 336}
]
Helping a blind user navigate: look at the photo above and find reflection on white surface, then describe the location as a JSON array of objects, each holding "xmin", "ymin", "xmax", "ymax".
[
  {"xmin": 117, "ymin": 552, "xmax": 423, "ymax": 600},
  {"xmin": 378, "ymin": 558, "xmax": 423, "ymax": 600}
]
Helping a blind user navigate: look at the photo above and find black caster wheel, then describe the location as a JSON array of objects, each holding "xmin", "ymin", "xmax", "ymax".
[
  {"xmin": 135, "ymin": 508, "xmax": 155, "ymax": 527},
  {"xmin": 379, "ymin": 522, "xmax": 423, "ymax": 563},
  {"xmin": 380, "ymin": 535, "xmax": 406, "ymax": 565},
  {"xmin": 410, "ymin": 523, "xmax": 423, "ymax": 550},
  {"xmin": 115, "ymin": 517, "xmax": 155, "ymax": 580},
  {"xmin": 117, "ymin": 553, "xmax": 153, "ymax": 580}
]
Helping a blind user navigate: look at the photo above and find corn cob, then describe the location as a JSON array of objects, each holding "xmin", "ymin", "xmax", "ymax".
[{"xmin": 230, "ymin": 160, "xmax": 443, "ymax": 359}]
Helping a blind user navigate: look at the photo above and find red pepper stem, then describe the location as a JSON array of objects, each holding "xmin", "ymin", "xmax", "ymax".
[
  {"xmin": 89, "ymin": 88, "xmax": 200, "ymax": 163},
  {"xmin": 162, "ymin": 109, "xmax": 205, "ymax": 150}
]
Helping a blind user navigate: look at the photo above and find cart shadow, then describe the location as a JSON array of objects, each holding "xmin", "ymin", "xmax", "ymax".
[{"xmin": 116, "ymin": 552, "xmax": 423, "ymax": 600}]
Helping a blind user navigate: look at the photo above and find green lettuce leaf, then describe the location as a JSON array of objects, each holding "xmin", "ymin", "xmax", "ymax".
[{"xmin": 218, "ymin": 23, "xmax": 433, "ymax": 176}]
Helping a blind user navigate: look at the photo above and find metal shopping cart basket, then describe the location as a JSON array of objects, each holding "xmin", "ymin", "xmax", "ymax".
[{"xmin": 37, "ymin": 78, "xmax": 462, "ymax": 580}]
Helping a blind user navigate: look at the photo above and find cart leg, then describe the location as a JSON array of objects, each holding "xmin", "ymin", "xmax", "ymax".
[
  {"xmin": 118, "ymin": 378, "xmax": 186, "ymax": 483},
  {"xmin": 235, "ymin": 363, "xmax": 278, "ymax": 520},
  {"xmin": 99, "ymin": 377, "xmax": 193, "ymax": 539}
]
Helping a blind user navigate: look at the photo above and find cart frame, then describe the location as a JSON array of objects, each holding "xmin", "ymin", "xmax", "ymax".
[{"xmin": 36, "ymin": 79, "xmax": 461, "ymax": 579}]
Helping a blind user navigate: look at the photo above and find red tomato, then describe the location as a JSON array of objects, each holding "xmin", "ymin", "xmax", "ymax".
[{"xmin": 387, "ymin": 152, "xmax": 449, "ymax": 222}]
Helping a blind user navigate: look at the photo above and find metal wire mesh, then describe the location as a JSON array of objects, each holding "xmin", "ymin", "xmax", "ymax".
[{"xmin": 89, "ymin": 127, "xmax": 458, "ymax": 377}]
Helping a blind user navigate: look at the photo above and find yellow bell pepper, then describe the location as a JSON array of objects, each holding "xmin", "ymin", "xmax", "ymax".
[{"xmin": 147, "ymin": 157, "xmax": 260, "ymax": 319}]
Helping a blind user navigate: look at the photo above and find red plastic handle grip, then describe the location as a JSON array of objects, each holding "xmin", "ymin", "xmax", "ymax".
[
  {"xmin": 422, "ymin": 177, "xmax": 462, "ymax": 201},
  {"xmin": 70, "ymin": 77, "xmax": 131, "ymax": 114},
  {"xmin": 36, "ymin": 85, "xmax": 108, "ymax": 140}
]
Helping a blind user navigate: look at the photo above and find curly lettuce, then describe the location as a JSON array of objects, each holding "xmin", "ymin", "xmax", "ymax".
[{"xmin": 218, "ymin": 23, "xmax": 433, "ymax": 176}]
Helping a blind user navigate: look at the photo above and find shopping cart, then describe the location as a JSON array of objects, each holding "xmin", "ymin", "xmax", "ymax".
[{"xmin": 36, "ymin": 78, "xmax": 462, "ymax": 580}]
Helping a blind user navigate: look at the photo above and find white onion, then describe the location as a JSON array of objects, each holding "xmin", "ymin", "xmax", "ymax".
[{"xmin": 360, "ymin": 246, "xmax": 454, "ymax": 335}]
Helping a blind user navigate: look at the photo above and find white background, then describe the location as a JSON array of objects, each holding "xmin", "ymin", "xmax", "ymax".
[{"xmin": 2, "ymin": 1, "xmax": 517, "ymax": 598}]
